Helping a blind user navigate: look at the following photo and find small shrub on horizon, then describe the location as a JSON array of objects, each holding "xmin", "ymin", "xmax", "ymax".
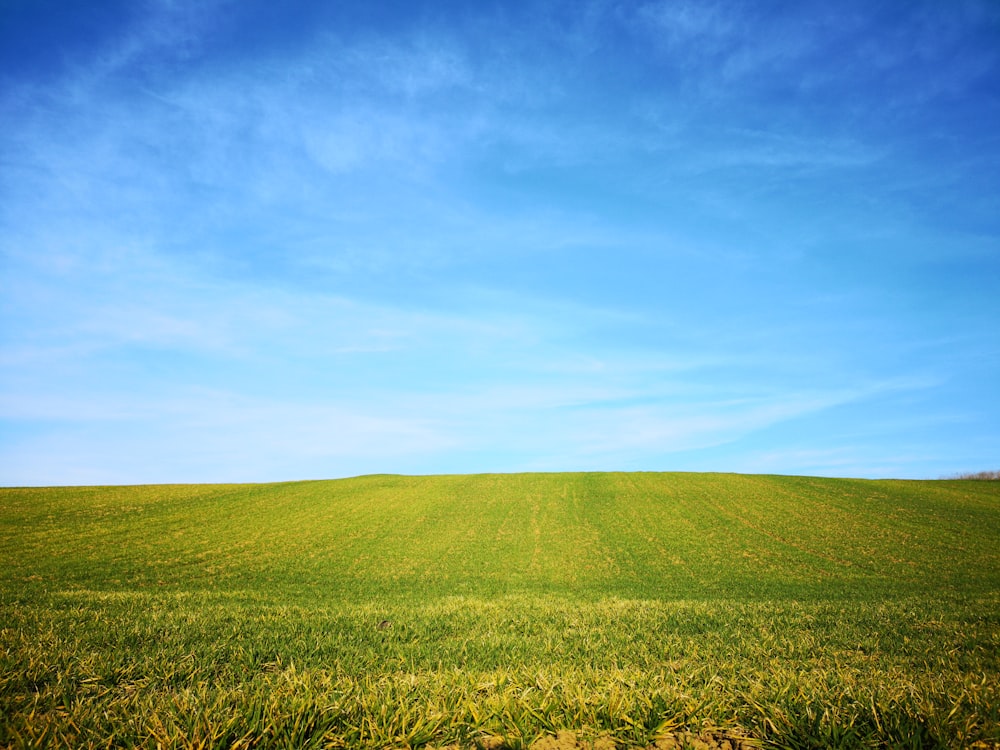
[{"xmin": 947, "ymin": 469, "xmax": 1000, "ymax": 480}]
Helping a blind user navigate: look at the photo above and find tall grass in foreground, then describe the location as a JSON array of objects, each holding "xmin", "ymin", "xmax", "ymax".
[{"xmin": 2, "ymin": 472, "xmax": 999, "ymax": 748}]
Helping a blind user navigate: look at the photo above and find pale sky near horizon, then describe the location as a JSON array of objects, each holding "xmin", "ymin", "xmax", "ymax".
[{"xmin": 2, "ymin": 0, "xmax": 998, "ymax": 486}]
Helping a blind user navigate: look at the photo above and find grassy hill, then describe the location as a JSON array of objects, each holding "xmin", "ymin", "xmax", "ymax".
[{"xmin": 2, "ymin": 472, "xmax": 999, "ymax": 748}]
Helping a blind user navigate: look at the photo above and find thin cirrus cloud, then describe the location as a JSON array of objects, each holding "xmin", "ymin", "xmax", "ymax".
[{"xmin": 1, "ymin": 0, "xmax": 998, "ymax": 484}]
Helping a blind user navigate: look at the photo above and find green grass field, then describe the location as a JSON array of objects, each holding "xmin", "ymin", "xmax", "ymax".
[{"xmin": 2, "ymin": 472, "xmax": 999, "ymax": 749}]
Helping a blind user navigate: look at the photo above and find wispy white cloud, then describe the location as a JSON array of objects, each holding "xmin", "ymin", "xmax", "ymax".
[
  {"xmin": 634, "ymin": 0, "xmax": 737, "ymax": 50},
  {"xmin": 1, "ymin": 365, "xmax": 927, "ymax": 484},
  {"xmin": 338, "ymin": 33, "xmax": 475, "ymax": 97}
]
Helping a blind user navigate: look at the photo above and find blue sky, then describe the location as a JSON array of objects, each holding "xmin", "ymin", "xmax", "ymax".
[{"xmin": 2, "ymin": 0, "xmax": 998, "ymax": 485}]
